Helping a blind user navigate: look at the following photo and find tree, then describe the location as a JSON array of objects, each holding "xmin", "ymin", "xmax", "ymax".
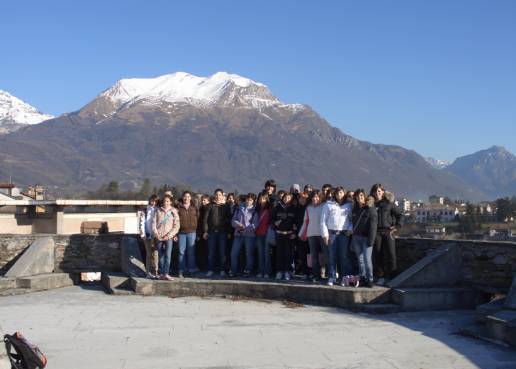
[
  {"xmin": 106, "ymin": 181, "xmax": 119, "ymax": 193},
  {"xmin": 496, "ymin": 197, "xmax": 513, "ymax": 222}
]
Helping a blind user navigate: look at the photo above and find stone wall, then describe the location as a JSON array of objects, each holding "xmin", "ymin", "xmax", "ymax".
[
  {"xmin": 0, "ymin": 234, "xmax": 141, "ymax": 275},
  {"xmin": 397, "ymin": 238, "xmax": 516, "ymax": 292}
]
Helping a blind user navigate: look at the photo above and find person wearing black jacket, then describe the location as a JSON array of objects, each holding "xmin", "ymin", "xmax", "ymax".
[
  {"xmin": 370, "ymin": 183, "xmax": 402, "ymax": 285},
  {"xmin": 351, "ymin": 190, "xmax": 378, "ymax": 288},
  {"xmin": 272, "ymin": 192, "xmax": 297, "ymax": 281},
  {"xmin": 202, "ymin": 189, "xmax": 231, "ymax": 277}
]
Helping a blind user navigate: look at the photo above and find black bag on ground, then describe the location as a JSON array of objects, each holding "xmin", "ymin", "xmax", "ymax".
[{"xmin": 3, "ymin": 332, "xmax": 47, "ymax": 369}]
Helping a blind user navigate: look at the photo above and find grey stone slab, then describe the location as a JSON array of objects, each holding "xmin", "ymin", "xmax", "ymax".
[
  {"xmin": 0, "ymin": 277, "xmax": 15, "ymax": 291},
  {"xmin": 486, "ymin": 310, "xmax": 516, "ymax": 348},
  {"xmin": 16, "ymin": 273, "xmax": 74, "ymax": 291},
  {"xmin": 476, "ymin": 297, "xmax": 506, "ymax": 322},
  {"xmin": 504, "ymin": 274, "xmax": 516, "ymax": 310},
  {"xmin": 5, "ymin": 237, "xmax": 54, "ymax": 278},
  {"xmin": 389, "ymin": 242, "xmax": 461, "ymax": 288},
  {"xmin": 392, "ymin": 287, "xmax": 481, "ymax": 311},
  {"xmin": 120, "ymin": 236, "xmax": 146, "ymax": 278},
  {"xmin": 101, "ymin": 272, "xmax": 130, "ymax": 291},
  {"xmin": 1, "ymin": 287, "xmax": 516, "ymax": 369}
]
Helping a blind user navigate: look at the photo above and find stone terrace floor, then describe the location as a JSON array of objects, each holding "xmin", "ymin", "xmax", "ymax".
[{"xmin": 1, "ymin": 286, "xmax": 515, "ymax": 369}]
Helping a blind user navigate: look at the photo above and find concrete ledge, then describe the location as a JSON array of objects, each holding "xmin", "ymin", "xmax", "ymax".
[
  {"xmin": 16, "ymin": 273, "xmax": 75, "ymax": 291},
  {"xmin": 131, "ymin": 278, "xmax": 392, "ymax": 308},
  {"xmin": 0, "ymin": 277, "xmax": 16, "ymax": 291},
  {"xmin": 5, "ymin": 237, "xmax": 55, "ymax": 278},
  {"xmin": 476, "ymin": 298, "xmax": 506, "ymax": 322},
  {"xmin": 392, "ymin": 287, "xmax": 482, "ymax": 311},
  {"xmin": 486, "ymin": 310, "xmax": 516, "ymax": 348},
  {"xmin": 120, "ymin": 236, "xmax": 146, "ymax": 278}
]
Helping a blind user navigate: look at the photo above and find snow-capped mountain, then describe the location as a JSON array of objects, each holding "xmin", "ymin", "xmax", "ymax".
[
  {"xmin": 78, "ymin": 71, "xmax": 304, "ymax": 119},
  {"xmin": 425, "ymin": 157, "xmax": 451, "ymax": 169},
  {"xmin": 0, "ymin": 90, "xmax": 54, "ymax": 134}
]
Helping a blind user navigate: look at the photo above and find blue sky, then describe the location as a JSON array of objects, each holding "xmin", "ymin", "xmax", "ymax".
[{"xmin": 1, "ymin": 0, "xmax": 515, "ymax": 161}]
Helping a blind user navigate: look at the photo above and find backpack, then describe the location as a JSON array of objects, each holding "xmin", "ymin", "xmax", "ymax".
[{"xmin": 3, "ymin": 332, "xmax": 47, "ymax": 369}]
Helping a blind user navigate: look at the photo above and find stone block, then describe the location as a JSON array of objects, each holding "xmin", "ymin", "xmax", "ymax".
[
  {"xmin": 392, "ymin": 287, "xmax": 482, "ymax": 311},
  {"xmin": 120, "ymin": 237, "xmax": 146, "ymax": 278},
  {"xmin": 389, "ymin": 243, "xmax": 461, "ymax": 288},
  {"xmin": 504, "ymin": 274, "xmax": 516, "ymax": 310},
  {"xmin": 5, "ymin": 237, "xmax": 54, "ymax": 278},
  {"xmin": 102, "ymin": 273, "xmax": 130, "ymax": 291},
  {"xmin": 486, "ymin": 310, "xmax": 516, "ymax": 348},
  {"xmin": 16, "ymin": 273, "xmax": 75, "ymax": 291},
  {"xmin": 476, "ymin": 298, "xmax": 506, "ymax": 322},
  {"xmin": 0, "ymin": 277, "xmax": 15, "ymax": 291}
]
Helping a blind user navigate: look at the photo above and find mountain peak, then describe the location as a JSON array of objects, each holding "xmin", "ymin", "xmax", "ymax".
[
  {"xmin": 0, "ymin": 90, "xmax": 54, "ymax": 133},
  {"xmin": 100, "ymin": 71, "xmax": 280, "ymax": 109}
]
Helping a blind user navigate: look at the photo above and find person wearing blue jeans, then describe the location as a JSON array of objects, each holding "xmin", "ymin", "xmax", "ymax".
[
  {"xmin": 230, "ymin": 193, "xmax": 259, "ymax": 277},
  {"xmin": 320, "ymin": 186, "xmax": 353, "ymax": 286},
  {"xmin": 255, "ymin": 192, "xmax": 273, "ymax": 278},
  {"xmin": 177, "ymin": 191, "xmax": 200, "ymax": 277},
  {"xmin": 178, "ymin": 232, "xmax": 197, "ymax": 274},
  {"xmin": 202, "ymin": 189, "xmax": 232, "ymax": 277},
  {"xmin": 255, "ymin": 235, "xmax": 272, "ymax": 277},
  {"xmin": 157, "ymin": 239, "xmax": 173, "ymax": 277}
]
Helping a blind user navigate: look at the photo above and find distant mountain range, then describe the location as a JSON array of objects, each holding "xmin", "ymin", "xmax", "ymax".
[
  {"xmin": 0, "ymin": 90, "xmax": 53, "ymax": 134},
  {"xmin": 0, "ymin": 72, "xmax": 514, "ymax": 200}
]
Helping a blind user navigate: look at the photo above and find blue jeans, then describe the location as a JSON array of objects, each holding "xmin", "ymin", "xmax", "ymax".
[
  {"xmin": 231, "ymin": 235, "xmax": 255, "ymax": 274},
  {"xmin": 352, "ymin": 235, "xmax": 373, "ymax": 281},
  {"xmin": 308, "ymin": 236, "xmax": 323, "ymax": 278},
  {"xmin": 327, "ymin": 232, "xmax": 352, "ymax": 279},
  {"xmin": 208, "ymin": 231, "xmax": 227, "ymax": 272},
  {"xmin": 255, "ymin": 235, "xmax": 272, "ymax": 275},
  {"xmin": 178, "ymin": 232, "xmax": 197, "ymax": 273},
  {"xmin": 156, "ymin": 239, "xmax": 173, "ymax": 276}
]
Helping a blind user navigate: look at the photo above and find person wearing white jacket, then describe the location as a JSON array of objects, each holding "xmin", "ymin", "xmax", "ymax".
[
  {"xmin": 298, "ymin": 190, "xmax": 324, "ymax": 282},
  {"xmin": 320, "ymin": 186, "xmax": 353, "ymax": 286},
  {"xmin": 139, "ymin": 194, "xmax": 159, "ymax": 278}
]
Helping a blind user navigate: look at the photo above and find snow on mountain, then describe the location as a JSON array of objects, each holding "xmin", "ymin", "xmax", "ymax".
[
  {"xmin": 99, "ymin": 71, "xmax": 298, "ymax": 111},
  {"xmin": 0, "ymin": 90, "xmax": 54, "ymax": 133},
  {"xmin": 425, "ymin": 157, "xmax": 451, "ymax": 169}
]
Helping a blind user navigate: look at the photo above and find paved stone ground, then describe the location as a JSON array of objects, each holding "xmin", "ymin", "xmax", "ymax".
[{"xmin": 0, "ymin": 286, "xmax": 515, "ymax": 369}]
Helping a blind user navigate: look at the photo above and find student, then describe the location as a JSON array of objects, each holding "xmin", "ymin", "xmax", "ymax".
[
  {"xmin": 255, "ymin": 192, "xmax": 273, "ymax": 278},
  {"xmin": 203, "ymin": 189, "xmax": 231, "ymax": 277},
  {"xmin": 320, "ymin": 186, "xmax": 353, "ymax": 286},
  {"xmin": 321, "ymin": 184, "xmax": 332, "ymax": 203},
  {"xmin": 294, "ymin": 192, "xmax": 310, "ymax": 279},
  {"xmin": 303, "ymin": 184, "xmax": 314, "ymax": 195},
  {"xmin": 298, "ymin": 190, "xmax": 323, "ymax": 282},
  {"xmin": 272, "ymin": 192, "xmax": 297, "ymax": 281},
  {"xmin": 230, "ymin": 193, "xmax": 259, "ymax": 277},
  {"xmin": 370, "ymin": 184, "xmax": 402, "ymax": 285},
  {"xmin": 351, "ymin": 189, "xmax": 378, "ymax": 287},
  {"xmin": 140, "ymin": 194, "xmax": 159, "ymax": 279},
  {"xmin": 263, "ymin": 179, "xmax": 278, "ymax": 205},
  {"xmin": 152, "ymin": 194, "xmax": 180, "ymax": 281},
  {"xmin": 196, "ymin": 195, "xmax": 211, "ymax": 271},
  {"xmin": 177, "ymin": 191, "xmax": 199, "ymax": 277}
]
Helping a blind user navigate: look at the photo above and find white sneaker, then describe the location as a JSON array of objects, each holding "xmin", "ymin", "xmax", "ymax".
[
  {"xmin": 256, "ymin": 273, "xmax": 263, "ymax": 278},
  {"xmin": 206, "ymin": 271, "xmax": 214, "ymax": 277},
  {"xmin": 327, "ymin": 277, "xmax": 334, "ymax": 286},
  {"xmin": 263, "ymin": 274, "xmax": 270, "ymax": 279},
  {"xmin": 220, "ymin": 271, "xmax": 226, "ymax": 277},
  {"xmin": 284, "ymin": 272, "xmax": 291, "ymax": 281},
  {"xmin": 275, "ymin": 272, "xmax": 283, "ymax": 280},
  {"xmin": 377, "ymin": 277, "xmax": 385, "ymax": 286}
]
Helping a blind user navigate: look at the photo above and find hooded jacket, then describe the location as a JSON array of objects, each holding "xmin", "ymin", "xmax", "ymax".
[
  {"xmin": 352, "ymin": 196, "xmax": 378, "ymax": 246},
  {"xmin": 231, "ymin": 204, "xmax": 259, "ymax": 237},
  {"xmin": 375, "ymin": 191, "xmax": 402, "ymax": 230},
  {"xmin": 272, "ymin": 201, "xmax": 296, "ymax": 233}
]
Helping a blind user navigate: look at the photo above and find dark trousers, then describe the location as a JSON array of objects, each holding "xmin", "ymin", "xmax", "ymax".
[
  {"xmin": 275, "ymin": 233, "xmax": 293, "ymax": 273},
  {"xmin": 373, "ymin": 230, "xmax": 397, "ymax": 279},
  {"xmin": 295, "ymin": 239, "xmax": 309, "ymax": 275}
]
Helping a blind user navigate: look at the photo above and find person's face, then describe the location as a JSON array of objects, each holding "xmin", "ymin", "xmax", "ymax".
[
  {"xmin": 201, "ymin": 198, "xmax": 209, "ymax": 206},
  {"xmin": 259, "ymin": 196, "xmax": 267, "ymax": 205},
  {"xmin": 335, "ymin": 190, "xmax": 345, "ymax": 202},
  {"xmin": 358, "ymin": 192, "xmax": 366, "ymax": 205},
  {"xmin": 214, "ymin": 191, "xmax": 224, "ymax": 203},
  {"xmin": 323, "ymin": 187, "xmax": 330, "ymax": 195},
  {"xmin": 305, "ymin": 186, "xmax": 313, "ymax": 194},
  {"xmin": 183, "ymin": 193, "xmax": 191, "ymax": 204},
  {"xmin": 375, "ymin": 187, "xmax": 385, "ymax": 201},
  {"xmin": 283, "ymin": 194, "xmax": 293, "ymax": 205},
  {"xmin": 312, "ymin": 194, "xmax": 321, "ymax": 205},
  {"xmin": 292, "ymin": 188, "xmax": 300, "ymax": 195},
  {"xmin": 149, "ymin": 199, "xmax": 157, "ymax": 207},
  {"xmin": 246, "ymin": 198, "xmax": 254, "ymax": 207},
  {"xmin": 227, "ymin": 195, "xmax": 235, "ymax": 204},
  {"xmin": 266, "ymin": 185, "xmax": 274, "ymax": 195},
  {"xmin": 162, "ymin": 197, "xmax": 171, "ymax": 208}
]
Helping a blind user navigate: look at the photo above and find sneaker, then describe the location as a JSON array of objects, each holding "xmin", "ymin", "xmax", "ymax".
[
  {"xmin": 377, "ymin": 277, "xmax": 385, "ymax": 286},
  {"xmin": 163, "ymin": 274, "xmax": 174, "ymax": 281},
  {"xmin": 243, "ymin": 271, "xmax": 251, "ymax": 278},
  {"xmin": 146, "ymin": 273, "xmax": 157, "ymax": 279},
  {"xmin": 228, "ymin": 271, "xmax": 236, "ymax": 278},
  {"xmin": 340, "ymin": 276, "xmax": 348, "ymax": 287},
  {"xmin": 256, "ymin": 273, "xmax": 263, "ymax": 278},
  {"xmin": 263, "ymin": 274, "xmax": 270, "ymax": 279},
  {"xmin": 178, "ymin": 272, "xmax": 184, "ymax": 279},
  {"xmin": 327, "ymin": 277, "xmax": 334, "ymax": 286},
  {"xmin": 275, "ymin": 272, "xmax": 283, "ymax": 280},
  {"xmin": 206, "ymin": 271, "xmax": 214, "ymax": 278},
  {"xmin": 312, "ymin": 277, "xmax": 320, "ymax": 283},
  {"xmin": 303, "ymin": 274, "xmax": 309, "ymax": 281},
  {"xmin": 220, "ymin": 271, "xmax": 226, "ymax": 278},
  {"xmin": 284, "ymin": 272, "xmax": 291, "ymax": 281}
]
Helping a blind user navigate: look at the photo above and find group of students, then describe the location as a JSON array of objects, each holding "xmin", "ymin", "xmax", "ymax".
[{"xmin": 139, "ymin": 179, "xmax": 402, "ymax": 288}]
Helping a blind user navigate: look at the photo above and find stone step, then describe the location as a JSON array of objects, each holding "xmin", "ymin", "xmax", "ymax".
[
  {"xmin": 130, "ymin": 277, "xmax": 392, "ymax": 308},
  {"xmin": 109, "ymin": 286, "xmax": 136, "ymax": 296},
  {"xmin": 0, "ymin": 288, "xmax": 31, "ymax": 297},
  {"xmin": 351, "ymin": 304, "xmax": 401, "ymax": 314},
  {"xmin": 16, "ymin": 273, "xmax": 75, "ymax": 291},
  {"xmin": 0, "ymin": 277, "xmax": 16, "ymax": 291},
  {"xmin": 485, "ymin": 310, "xmax": 516, "ymax": 349},
  {"xmin": 476, "ymin": 298, "xmax": 506, "ymax": 322},
  {"xmin": 101, "ymin": 273, "xmax": 131, "ymax": 291},
  {"xmin": 392, "ymin": 287, "xmax": 482, "ymax": 311}
]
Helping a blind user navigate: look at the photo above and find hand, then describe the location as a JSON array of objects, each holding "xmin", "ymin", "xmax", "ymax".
[
  {"xmin": 163, "ymin": 236, "xmax": 169, "ymax": 241},
  {"xmin": 173, "ymin": 236, "xmax": 178, "ymax": 242},
  {"xmin": 322, "ymin": 237, "xmax": 329, "ymax": 246},
  {"xmin": 289, "ymin": 234, "xmax": 296, "ymax": 240},
  {"xmin": 203, "ymin": 233, "xmax": 209, "ymax": 240}
]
